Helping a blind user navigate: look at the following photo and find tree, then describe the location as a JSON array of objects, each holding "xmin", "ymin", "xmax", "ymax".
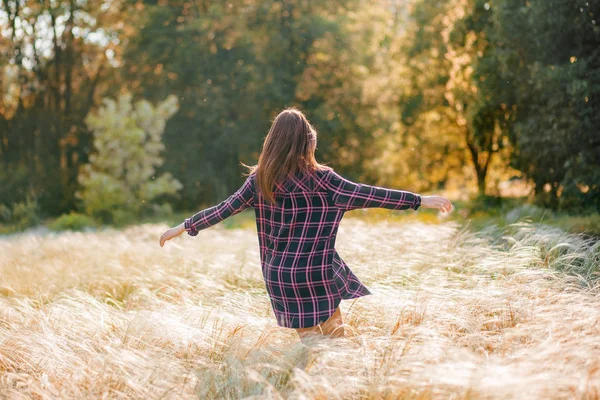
[
  {"xmin": 123, "ymin": 0, "xmax": 390, "ymax": 208},
  {"xmin": 0, "ymin": 0, "xmax": 125, "ymax": 214},
  {"xmin": 396, "ymin": 0, "xmax": 510, "ymax": 196},
  {"xmin": 77, "ymin": 93, "xmax": 182, "ymax": 223},
  {"xmin": 492, "ymin": 0, "xmax": 600, "ymax": 210}
]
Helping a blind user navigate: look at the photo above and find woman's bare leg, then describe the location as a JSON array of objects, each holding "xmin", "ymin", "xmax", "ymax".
[
  {"xmin": 322, "ymin": 306, "xmax": 345, "ymax": 338},
  {"xmin": 295, "ymin": 306, "xmax": 345, "ymax": 342}
]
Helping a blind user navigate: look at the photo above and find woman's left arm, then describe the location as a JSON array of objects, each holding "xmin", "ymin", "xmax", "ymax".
[{"xmin": 159, "ymin": 174, "xmax": 255, "ymax": 246}]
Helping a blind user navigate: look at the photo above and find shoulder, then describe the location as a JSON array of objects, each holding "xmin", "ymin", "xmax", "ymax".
[
  {"xmin": 315, "ymin": 165, "xmax": 333, "ymax": 177},
  {"xmin": 313, "ymin": 166, "xmax": 334, "ymax": 189}
]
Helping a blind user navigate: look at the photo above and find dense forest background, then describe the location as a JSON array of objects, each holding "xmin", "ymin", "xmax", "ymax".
[{"xmin": 1, "ymin": 0, "xmax": 598, "ymax": 228}]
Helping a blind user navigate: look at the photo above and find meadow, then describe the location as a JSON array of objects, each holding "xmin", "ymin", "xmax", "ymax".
[{"xmin": 1, "ymin": 211, "xmax": 599, "ymax": 399}]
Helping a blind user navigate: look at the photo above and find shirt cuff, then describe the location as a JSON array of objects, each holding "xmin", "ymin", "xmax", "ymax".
[
  {"xmin": 411, "ymin": 194, "xmax": 422, "ymax": 211},
  {"xmin": 184, "ymin": 217, "xmax": 199, "ymax": 236}
]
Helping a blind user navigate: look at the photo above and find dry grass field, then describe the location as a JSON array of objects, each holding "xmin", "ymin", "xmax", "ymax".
[{"xmin": 1, "ymin": 217, "xmax": 599, "ymax": 399}]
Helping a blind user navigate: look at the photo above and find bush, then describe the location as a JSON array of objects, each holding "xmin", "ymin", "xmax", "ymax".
[
  {"xmin": 77, "ymin": 93, "xmax": 182, "ymax": 223},
  {"xmin": 149, "ymin": 203, "xmax": 174, "ymax": 218},
  {"xmin": 111, "ymin": 209, "xmax": 137, "ymax": 227},
  {"xmin": 551, "ymin": 214, "xmax": 600, "ymax": 237},
  {"xmin": 0, "ymin": 167, "xmax": 30, "ymax": 206},
  {"xmin": 49, "ymin": 212, "xmax": 97, "ymax": 232},
  {"xmin": 0, "ymin": 196, "xmax": 41, "ymax": 231},
  {"xmin": 469, "ymin": 195, "xmax": 505, "ymax": 215}
]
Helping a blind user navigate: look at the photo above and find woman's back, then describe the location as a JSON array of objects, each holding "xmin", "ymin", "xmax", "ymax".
[
  {"xmin": 256, "ymin": 168, "xmax": 336, "ymax": 251},
  {"xmin": 254, "ymin": 168, "xmax": 341, "ymax": 270}
]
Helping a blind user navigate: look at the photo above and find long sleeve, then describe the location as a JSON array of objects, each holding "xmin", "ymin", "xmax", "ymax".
[
  {"xmin": 184, "ymin": 174, "xmax": 255, "ymax": 236},
  {"xmin": 325, "ymin": 169, "xmax": 421, "ymax": 212}
]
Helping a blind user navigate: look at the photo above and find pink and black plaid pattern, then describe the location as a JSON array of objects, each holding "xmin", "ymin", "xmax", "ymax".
[{"xmin": 184, "ymin": 168, "xmax": 421, "ymax": 328}]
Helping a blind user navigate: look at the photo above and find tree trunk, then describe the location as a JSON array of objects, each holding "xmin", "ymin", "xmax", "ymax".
[
  {"xmin": 476, "ymin": 168, "xmax": 486, "ymax": 196},
  {"xmin": 465, "ymin": 126, "xmax": 490, "ymax": 196}
]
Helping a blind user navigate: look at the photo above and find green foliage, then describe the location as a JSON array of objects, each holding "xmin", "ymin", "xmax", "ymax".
[
  {"xmin": 1, "ymin": 0, "xmax": 598, "ymax": 220},
  {"xmin": 77, "ymin": 93, "xmax": 182, "ymax": 223},
  {"xmin": 0, "ymin": 166, "xmax": 31, "ymax": 209},
  {"xmin": 465, "ymin": 204, "xmax": 600, "ymax": 237},
  {"xmin": 124, "ymin": 0, "xmax": 391, "ymax": 208},
  {"xmin": 0, "ymin": 0, "xmax": 126, "ymax": 216},
  {"xmin": 396, "ymin": 0, "xmax": 511, "ymax": 196},
  {"xmin": 468, "ymin": 195, "xmax": 506, "ymax": 215},
  {"xmin": 393, "ymin": 0, "xmax": 599, "ymax": 209},
  {"xmin": 49, "ymin": 212, "xmax": 97, "ymax": 232},
  {"xmin": 490, "ymin": 0, "xmax": 600, "ymax": 210},
  {"xmin": 0, "ymin": 196, "xmax": 41, "ymax": 231},
  {"xmin": 550, "ymin": 214, "xmax": 600, "ymax": 237}
]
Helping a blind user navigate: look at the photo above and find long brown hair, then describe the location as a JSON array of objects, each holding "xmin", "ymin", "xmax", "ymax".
[{"xmin": 245, "ymin": 108, "xmax": 329, "ymax": 204}]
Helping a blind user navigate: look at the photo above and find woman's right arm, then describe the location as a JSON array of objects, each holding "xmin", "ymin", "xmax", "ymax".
[
  {"xmin": 160, "ymin": 174, "xmax": 255, "ymax": 247},
  {"xmin": 325, "ymin": 169, "xmax": 452, "ymax": 213},
  {"xmin": 183, "ymin": 173, "xmax": 255, "ymax": 236}
]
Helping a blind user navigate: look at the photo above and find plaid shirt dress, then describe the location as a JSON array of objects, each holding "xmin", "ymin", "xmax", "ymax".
[{"xmin": 184, "ymin": 168, "xmax": 421, "ymax": 328}]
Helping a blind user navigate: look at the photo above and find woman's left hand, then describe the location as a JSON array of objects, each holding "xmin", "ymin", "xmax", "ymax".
[
  {"xmin": 160, "ymin": 223, "xmax": 185, "ymax": 247},
  {"xmin": 420, "ymin": 195, "xmax": 453, "ymax": 213}
]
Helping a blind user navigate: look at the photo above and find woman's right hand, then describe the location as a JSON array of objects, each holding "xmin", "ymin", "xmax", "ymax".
[
  {"xmin": 420, "ymin": 195, "xmax": 453, "ymax": 213},
  {"xmin": 160, "ymin": 223, "xmax": 185, "ymax": 247}
]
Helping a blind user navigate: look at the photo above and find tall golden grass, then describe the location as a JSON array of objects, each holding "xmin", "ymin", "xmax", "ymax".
[{"xmin": 1, "ymin": 218, "xmax": 599, "ymax": 399}]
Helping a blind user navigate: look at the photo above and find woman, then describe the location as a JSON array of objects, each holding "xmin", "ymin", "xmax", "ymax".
[{"xmin": 160, "ymin": 108, "xmax": 453, "ymax": 341}]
